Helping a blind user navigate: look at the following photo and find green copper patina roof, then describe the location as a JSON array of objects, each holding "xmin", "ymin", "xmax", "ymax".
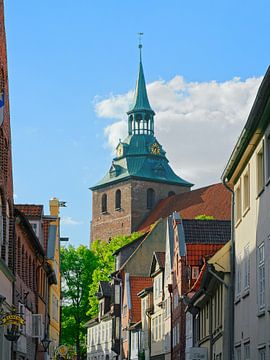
[
  {"xmin": 128, "ymin": 60, "xmax": 154, "ymax": 114},
  {"xmin": 91, "ymin": 47, "xmax": 193, "ymax": 191},
  {"xmin": 91, "ymin": 134, "xmax": 193, "ymax": 190}
]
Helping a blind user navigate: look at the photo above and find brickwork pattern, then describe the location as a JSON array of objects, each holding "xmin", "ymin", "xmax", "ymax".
[
  {"xmin": 91, "ymin": 179, "xmax": 189, "ymax": 242},
  {"xmin": 0, "ymin": 0, "xmax": 14, "ymax": 272}
]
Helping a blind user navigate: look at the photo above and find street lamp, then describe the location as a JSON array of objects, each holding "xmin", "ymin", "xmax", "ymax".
[{"xmin": 41, "ymin": 334, "xmax": 51, "ymax": 352}]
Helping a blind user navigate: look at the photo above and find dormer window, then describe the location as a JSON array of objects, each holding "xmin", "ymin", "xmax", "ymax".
[{"xmin": 29, "ymin": 221, "xmax": 40, "ymax": 238}]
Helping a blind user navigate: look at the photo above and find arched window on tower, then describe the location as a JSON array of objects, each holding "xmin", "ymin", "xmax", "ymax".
[
  {"xmin": 101, "ymin": 194, "xmax": 108, "ymax": 214},
  {"xmin": 115, "ymin": 190, "xmax": 121, "ymax": 210},
  {"xmin": 168, "ymin": 191, "xmax": 175, "ymax": 197},
  {"xmin": 147, "ymin": 188, "xmax": 155, "ymax": 209}
]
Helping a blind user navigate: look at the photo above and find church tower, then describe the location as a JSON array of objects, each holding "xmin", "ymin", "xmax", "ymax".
[{"xmin": 90, "ymin": 45, "xmax": 192, "ymax": 242}]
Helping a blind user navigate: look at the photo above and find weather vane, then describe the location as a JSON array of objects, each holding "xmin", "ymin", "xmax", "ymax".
[{"xmin": 138, "ymin": 32, "xmax": 144, "ymax": 60}]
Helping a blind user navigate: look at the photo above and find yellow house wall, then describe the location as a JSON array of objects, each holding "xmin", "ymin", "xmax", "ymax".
[{"xmin": 48, "ymin": 199, "xmax": 61, "ymax": 355}]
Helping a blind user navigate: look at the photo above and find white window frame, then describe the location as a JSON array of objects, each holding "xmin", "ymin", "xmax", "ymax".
[
  {"xmin": 258, "ymin": 243, "xmax": 265, "ymax": 310},
  {"xmin": 236, "ymin": 253, "xmax": 242, "ymax": 298},
  {"xmin": 257, "ymin": 143, "xmax": 265, "ymax": 195},
  {"xmin": 243, "ymin": 245, "xmax": 250, "ymax": 291}
]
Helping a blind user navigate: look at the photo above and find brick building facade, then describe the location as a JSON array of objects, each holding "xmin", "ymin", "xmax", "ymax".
[{"xmin": 0, "ymin": 1, "xmax": 15, "ymax": 358}]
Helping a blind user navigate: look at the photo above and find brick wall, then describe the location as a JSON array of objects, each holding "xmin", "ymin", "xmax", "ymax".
[
  {"xmin": 0, "ymin": 0, "xmax": 14, "ymax": 271},
  {"xmin": 91, "ymin": 179, "xmax": 189, "ymax": 242}
]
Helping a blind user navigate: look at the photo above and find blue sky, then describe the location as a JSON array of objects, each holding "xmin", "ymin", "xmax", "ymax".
[{"xmin": 4, "ymin": 0, "xmax": 270, "ymax": 246}]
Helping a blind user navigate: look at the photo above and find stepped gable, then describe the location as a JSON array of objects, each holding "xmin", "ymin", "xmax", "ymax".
[{"xmin": 139, "ymin": 183, "xmax": 231, "ymax": 231}]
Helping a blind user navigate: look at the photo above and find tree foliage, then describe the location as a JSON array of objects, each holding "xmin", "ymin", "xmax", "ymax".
[
  {"xmin": 88, "ymin": 232, "xmax": 142, "ymax": 317},
  {"xmin": 61, "ymin": 245, "xmax": 97, "ymax": 360},
  {"xmin": 195, "ymin": 214, "xmax": 215, "ymax": 220}
]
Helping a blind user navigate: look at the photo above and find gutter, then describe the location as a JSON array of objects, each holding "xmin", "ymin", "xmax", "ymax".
[{"xmin": 222, "ymin": 178, "xmax": 235, "ymax": 360}]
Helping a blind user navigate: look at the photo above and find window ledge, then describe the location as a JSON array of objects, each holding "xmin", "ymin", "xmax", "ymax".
[
  {"xmin": 115, "ymin": 207, "xmax": 122, "ymax": 212},
  {"xmin": 101, "ymin": 211, "xmax": 109, "ymax": 215},
  {"xmin": 256, "ymin": 187, "xmax": 265, "ymax": 199},
  {"xmin": 242, "ymin": 206, "xmax": 250, "ymax": 218},
  {"xmin": 257, "ymin": 308, "xmax": 265, "ymax": 317},
  {"xmin": 242, "ymin": 288, "xmax": 250, "ymax": 298},
  {"xmin": 234, "ymin": 297, "xmax": 241, "ymax": 305},
  {"xmin": 234, "ymin": 218, "xmax": 242, "ymax": 229}
]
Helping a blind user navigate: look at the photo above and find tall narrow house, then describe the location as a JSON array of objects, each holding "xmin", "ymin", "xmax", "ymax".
[
  {"xmin": 91, "ymin": 47, "xmax": 192, "ymax": 242},
  {"xmin": 0, "ymin": 0, "xmax": 15, "ymax": 358}
]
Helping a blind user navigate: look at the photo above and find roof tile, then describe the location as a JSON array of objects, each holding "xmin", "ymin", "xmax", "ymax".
[{"xmin": 139, "ymin": 183, "xmax": 231, "ymax": 231}]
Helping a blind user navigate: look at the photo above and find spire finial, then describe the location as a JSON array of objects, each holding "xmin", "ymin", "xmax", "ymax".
[{"xmin": 138, "ymin": 32, "xmax": 143, "ymax": 61}]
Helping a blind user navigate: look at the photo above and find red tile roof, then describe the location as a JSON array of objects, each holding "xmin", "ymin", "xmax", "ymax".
[
  {"xmin": 15, "ymin": 204, "xmax": 43, "ymax": 217},
  {"xmin": 130, "ymin": 276, "xmax": 152, "ymax": 323},
  {"xmin": 188, "ymin": 262, "xmax": 207, "ymax": 296},
  {"xmin": 186, "ymin": 243, "xmax": 224, "ymax": 266},
  {"xmin": 139, "ymin": 183, "xmax": 231, "ymax": 231},
  {"xmin": 43, "ymin": 219, "xmax": 50, "ymax": 253},
  {"xmin": 154, "ymin": 252, "xmax": 165, "ymax": 268}
]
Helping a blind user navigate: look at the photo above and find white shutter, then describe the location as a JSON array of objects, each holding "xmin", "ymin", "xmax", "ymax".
[{"xmin": 32, "ymin": 314, "xmax": 42, "ymax": 338}]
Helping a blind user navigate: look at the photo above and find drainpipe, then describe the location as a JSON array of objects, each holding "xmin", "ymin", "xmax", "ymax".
[
  {"xmin": 222, "ymin": 178, "xmax": 235, "ymax": 360},
  {"xmin": 168, "ymin": 284, "xmax": 173, "ymax": 360}
]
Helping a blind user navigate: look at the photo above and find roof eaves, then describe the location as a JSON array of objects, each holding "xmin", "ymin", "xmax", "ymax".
[
  {"xmin": 222, "ymin": 67, "xmax": 270, "ymax": 182},
  {"xmin": 14, "ymin": 208, "xmax": 45, "ymax": 256},
  {"xmin": 118, "ymin": 219, "xmax": 162, "ymax": 271}
]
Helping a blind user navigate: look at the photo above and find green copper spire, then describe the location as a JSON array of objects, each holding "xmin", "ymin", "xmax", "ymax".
[
  {"xmin": 127, "ymin": 40, "xmax": 155, "ymax": 135},
  {"xmin": 129, "ymin": 45, "xmax": 154, "ymax": 113}
]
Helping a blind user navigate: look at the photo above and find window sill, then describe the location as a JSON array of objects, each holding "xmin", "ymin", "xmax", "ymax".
[
  {"xmin": 115, "ymin": 207, "xmax": 122, "ymax": 212},
  {"xmin": 257, "ymin": 308, "xmax": 265, "ymax": 317},
  {"xmin": 234, "ymin": 297, "xmax": 241, "ymax": 305},
  {"xmin": 101, "ymin": 211, "xmax": 108, "ymax": 215},
  {"xmin": 242, "ymin": 288, "xmax": 250, "ymax": 298},
  {"xmin": 234, "ymin": 218, "xmax": 242, "ymax": 229},
  {"xmin": 256, "ymin": 187, "xmax": 265, "ymax": 199},
  {"xmin": 242, "ymin": 206, "xmax": 250, "ymax": 218}
]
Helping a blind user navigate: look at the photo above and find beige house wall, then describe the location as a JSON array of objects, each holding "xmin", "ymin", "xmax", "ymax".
[
  {"xmin": 233, "ymin": 123, "xmax": 270, "ymax": 358},
  {"xmin": 150, "ymin": 266, "xmax": 165, "ymax": 358}
]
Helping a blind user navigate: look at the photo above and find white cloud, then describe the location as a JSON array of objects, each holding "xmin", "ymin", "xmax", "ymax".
[
  {"xmin": 94, "ymin": 75, "xmax": 262, "ymax": 187},
  {"xmin": 61, "ymin": 216, "xmax": 82, "ymax": 226}
]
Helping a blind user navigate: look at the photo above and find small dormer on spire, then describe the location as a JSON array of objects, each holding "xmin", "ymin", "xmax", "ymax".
[{"xmin": 127, "ymin": 36, "xmax": 155, "ymax": 136}]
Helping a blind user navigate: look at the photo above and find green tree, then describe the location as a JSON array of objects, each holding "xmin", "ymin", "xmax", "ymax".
[
  {"xmin": 195, "ymin": 214, "xmax": 215, "ymax": 220},
  {"xmin": 61, "ymin": 245, "xmax": 97, "ymax": 360},
  {"xmin": 88, "ymin": 232, "xmax": 142, "ymax": 317}
]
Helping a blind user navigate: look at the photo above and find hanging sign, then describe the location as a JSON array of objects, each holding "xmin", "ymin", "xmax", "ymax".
[
  {"xmin": 56, "ymin": 345, "xmax": 68, "ymax": 356},
  {"xmin": 0, "ymin": 314, "xmax": 25, "ymax": 326}
]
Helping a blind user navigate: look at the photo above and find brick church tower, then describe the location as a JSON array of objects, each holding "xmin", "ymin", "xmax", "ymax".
[{"xmin": 90, "ymin": 46, "xmax": 192, "ymax": 242}]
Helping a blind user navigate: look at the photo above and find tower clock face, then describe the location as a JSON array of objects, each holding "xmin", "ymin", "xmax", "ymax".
[
  {"xmin": 117, "ymin": 145, "xmax": 123, "ymax": 157},
  {"xmin": 151, "ymin": 143, "xmax": 160, "ymax": 155}
]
